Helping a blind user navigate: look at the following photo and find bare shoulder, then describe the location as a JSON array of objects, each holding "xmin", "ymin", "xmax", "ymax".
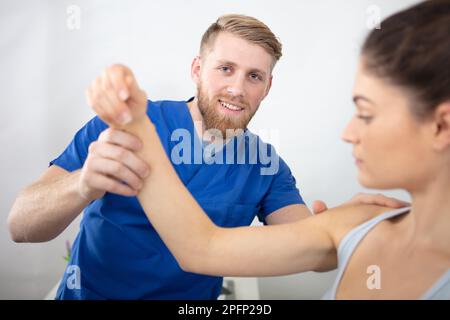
[{"xmin": 310, "ymin": 204, "xmax": 394, "ymax": 248}]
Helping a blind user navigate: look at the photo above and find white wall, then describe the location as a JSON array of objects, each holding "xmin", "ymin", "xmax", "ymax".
[{"xmin": 0, "ymin": 0, "xmax": 415, "ymax": 299}]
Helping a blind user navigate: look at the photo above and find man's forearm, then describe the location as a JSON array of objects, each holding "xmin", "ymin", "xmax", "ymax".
[{"xmin": 8, "ymin": 170, "xmax": 91, "ymax": 242}]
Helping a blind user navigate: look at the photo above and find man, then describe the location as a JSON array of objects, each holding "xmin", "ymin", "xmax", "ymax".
[{"xmin": 8, "ymin": 14, "xmax": 406, "ymax": 299}]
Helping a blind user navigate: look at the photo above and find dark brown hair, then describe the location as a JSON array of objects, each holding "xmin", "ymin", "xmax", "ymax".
[{"xmin": 362, "ymin": 0, "xmax": 450, "ymax": 119}]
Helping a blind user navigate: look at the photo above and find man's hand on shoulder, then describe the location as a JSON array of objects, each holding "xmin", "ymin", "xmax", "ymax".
[{"xmin": 312, "ymin": 192, "xmax": 409, "ymax": 214}]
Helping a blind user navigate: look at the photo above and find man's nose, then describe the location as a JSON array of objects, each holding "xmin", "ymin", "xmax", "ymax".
[{"xmin": 226, "ymin": 75, "xmax": 246, "ymax": 98}]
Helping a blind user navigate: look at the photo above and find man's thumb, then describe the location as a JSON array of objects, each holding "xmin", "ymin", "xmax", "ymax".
[{"xmin": 312, "ymin": 200, "xmax": 328, "ymax": 214}]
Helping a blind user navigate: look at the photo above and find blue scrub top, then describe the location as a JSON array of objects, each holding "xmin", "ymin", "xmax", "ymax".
[{"xmin": 51, "ymin": 99, "xmax": 304, "ymax": 299}]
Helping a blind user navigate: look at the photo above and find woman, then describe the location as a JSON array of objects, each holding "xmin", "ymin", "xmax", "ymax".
[{"xmin": 89, "ymin": 0, "xmax": 450, "ymax": 299}]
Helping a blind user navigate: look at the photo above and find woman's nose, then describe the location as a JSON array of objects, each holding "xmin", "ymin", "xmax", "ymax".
[{"xmin": 341, "ymin": 118, "xmax": 359, "ymax": 144}]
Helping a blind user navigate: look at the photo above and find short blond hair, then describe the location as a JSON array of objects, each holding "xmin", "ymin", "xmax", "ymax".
[{"xmin": 200, "ymin": 14, "xmax": 282, "ymax": 69}]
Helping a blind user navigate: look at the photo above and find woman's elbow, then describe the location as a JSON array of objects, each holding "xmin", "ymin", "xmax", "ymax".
[
  {"xmin": 176, "ymin": 255, "xmax": 197, "ymax": 273},
  {"xmin": 178, "ymin": 261, "xmax": 193, "ymax": 273},
  {"xmin": 175, "ymin": 253, "xmax": 210, "ymax": 274}
]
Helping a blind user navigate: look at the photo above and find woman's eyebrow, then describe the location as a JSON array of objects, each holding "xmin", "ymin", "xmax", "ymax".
[{"xmin": 353, "ymin": 95, "xmax": 374, "ymax": 105}]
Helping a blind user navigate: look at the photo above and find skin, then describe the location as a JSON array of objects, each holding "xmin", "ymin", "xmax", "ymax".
[
  {"xmin": 189, "ymin": 32, "xmax": 272, "ymax": 138},
  {"xmin": 336, "ymin": 59, "xmax": 450, "ymax": 299},
  {"xmin": 186, "ymin": 31, "xmax": 311, "ymax": 223},
  {"xmin": 7, "ymin": 32, "xmax": 406, "ymax": 246},
  {"xmin": 86, "ymin": 51, "xmax": 450, "ymax": 298}
]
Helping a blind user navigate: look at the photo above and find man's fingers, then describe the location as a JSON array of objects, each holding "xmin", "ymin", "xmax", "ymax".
[
  {"xmin": 88, "ymin": 173, "xmax": 138, "ymax": 197},
  {"xmin": 351, "ymin": 193, "xmax": 410, "ymax": 208},
  {"xmin": 312, "ymin": 200, "xmax": 328, "ymax": 214},
  {"xmin": 89, "ymin": 140, "xmax": 149, "ymax": 179},
  {"xmin": 374, "ymin": 194, "xmax": 410, "ymax": 208},
  {"xmin": 88, "ymin": 157, "xmax": 144, "ymax": 192},
  {"xmin": 98, "ymin": 128, "xmax": 143, "ymax": 152}
]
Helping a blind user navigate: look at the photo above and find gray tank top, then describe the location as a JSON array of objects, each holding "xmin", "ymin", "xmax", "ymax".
[{"xmin": 322, "ymin": 207, "xmax": 450, "ymax": 300}]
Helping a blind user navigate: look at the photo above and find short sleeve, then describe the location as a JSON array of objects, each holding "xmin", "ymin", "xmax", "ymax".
[
  {"xmin": 49, "ymin": 116, "xmax": 108, "ymax": 172},
  {"xmin": 257, "ymin": 157, "xmax": 305, "ymax": 222}
]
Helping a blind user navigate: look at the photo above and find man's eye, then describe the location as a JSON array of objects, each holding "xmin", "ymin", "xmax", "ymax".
[
  {"xmin": 250, "ymin": 73, "xmax": 262, "ymax": 81},
  {"xmin": 220, "ymin": 66, "xmax": 231, "ymax": 72}
]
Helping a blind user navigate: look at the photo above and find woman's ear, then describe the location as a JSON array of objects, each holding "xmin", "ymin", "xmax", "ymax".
[
  {"xmin": 432, "ymin": 101, "xmax": 450, "ymax": 151},
  {"xmin": 191, "ymin": 56, "xmax": 201, "ymax": 85}
]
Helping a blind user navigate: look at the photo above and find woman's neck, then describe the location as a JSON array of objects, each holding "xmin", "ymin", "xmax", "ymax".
[{"xmin": 405, "ymin": 174, "xmax": 450, "ymax": 254}]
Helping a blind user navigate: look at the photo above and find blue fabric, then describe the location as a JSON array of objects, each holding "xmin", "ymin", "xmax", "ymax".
[{"xmin": 52, "ymin": 99, "xmax": 304, "ymax": 299}]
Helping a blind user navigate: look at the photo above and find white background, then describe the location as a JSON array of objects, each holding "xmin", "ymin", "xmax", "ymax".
[{"xmin": 0, "ymin": 0, "xmax": 416, "ymax": 299}]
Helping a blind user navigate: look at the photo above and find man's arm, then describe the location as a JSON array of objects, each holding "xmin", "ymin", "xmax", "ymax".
[
  {"xmin": 265, "ymin": 204, "xmax": 312, "ymax": 225},
  {"xmin": 7, "ymin": 166, "xmax": 90, "ymax": 242},
  {"xmin": 265, "ymin": 197, "xmax": 408, "ymax": 225},
  {"xmin": 7, "ymin": 128, "xmax": 149, "ymax": 243}
]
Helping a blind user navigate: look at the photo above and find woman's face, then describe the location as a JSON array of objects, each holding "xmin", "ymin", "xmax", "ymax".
[{"xmin": 342, "ymin": 58, "xmax": 435, "ymax": 191}]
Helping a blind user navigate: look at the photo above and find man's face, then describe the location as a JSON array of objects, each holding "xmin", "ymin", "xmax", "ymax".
[{"xmin": 192, "ymin": 32, "xmax": 273, "ymax": 136}]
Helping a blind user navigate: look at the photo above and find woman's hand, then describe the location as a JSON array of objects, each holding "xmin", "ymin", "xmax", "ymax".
[{"xmin": 86, "ymin": 64, "xmax": 148, "ymax": 128}]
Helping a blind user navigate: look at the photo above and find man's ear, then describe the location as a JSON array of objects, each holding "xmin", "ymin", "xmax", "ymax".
[
  {"xmin": 432, "ymin": 101, "xmax": 450, "ymax": 151},
  {"xmin": 191, "ymin": 56, "xmax": 201, "ymax": 85}
]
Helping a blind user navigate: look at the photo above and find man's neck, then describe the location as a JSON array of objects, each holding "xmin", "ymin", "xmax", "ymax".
[{"xmin": 187, "ymin": 98, "xmax": 203, "ymax": 127}]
